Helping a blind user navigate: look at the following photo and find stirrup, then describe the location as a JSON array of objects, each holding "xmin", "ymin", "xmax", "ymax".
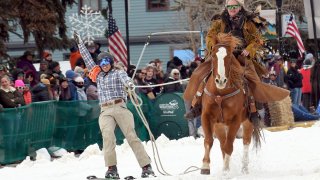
[{"xmin": 249, "ymin": 111, "xmax": 260, "ymax": 122}]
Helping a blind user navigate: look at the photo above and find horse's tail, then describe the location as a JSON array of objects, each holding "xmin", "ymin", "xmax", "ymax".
[{"xmin": 251, "ymin": 119, "xmax": 265, "ymax": 150}]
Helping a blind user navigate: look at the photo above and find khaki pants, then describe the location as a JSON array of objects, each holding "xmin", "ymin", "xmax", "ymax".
[{"xmin": 99, "ymin": 102, "xmax": 151, "ymax": 167}]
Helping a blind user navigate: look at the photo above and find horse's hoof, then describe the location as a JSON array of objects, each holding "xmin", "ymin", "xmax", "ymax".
[{"xmin": 200, "ymin": 169, "xmax": 210, "ymax": 175}]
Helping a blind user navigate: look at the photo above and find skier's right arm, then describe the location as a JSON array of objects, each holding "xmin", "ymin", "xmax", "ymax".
[{"xmin": 73, "ymin": 31, "xmax": 96, "ymax": 71}]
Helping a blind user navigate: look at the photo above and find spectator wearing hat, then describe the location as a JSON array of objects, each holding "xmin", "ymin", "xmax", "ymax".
[
  {"xmin": 31, "ymin": 78, "xmax": 50, "ymax": 102},
  {"xmin": 266, "ymin": 68, "xmax": 278, "ymax": 87},
  {"xmin": 300, "ymin": 58, "xmax": 314, "ymax": 111},
  {"xmin": 74, "ymin": 76, "xmax": 87, "ymax": 100},
  {"xmin": 38, "ymin": 60, "xmax": 49, "ymax": 77},
  {"xmin": 304, "ymin": 53, "xmax": 315, "ymax": 66},
  {"xmin": 43, "ymin": 50, "xmax": 53, "ymax": 65},
  {"xmin": 15, "ymin": 80, "xmax": 32, "ymax": 105},
  {"xmin": 48, "ymin": 61, "xmax": 65, "ymax": 79},
  {"xmin": 286, "ymin": 59, "xmax": 303, "ymax": 105},
  {"xmin": 0, "ymin": 65, "xmax": 9, "ymax": 77},
  {"xmin": 0, "ymin": 75, "xmax": 25, "ymax": 108},
  {"xmin": 17, "ymin": 50, "xmax": 37, "ymax": 78},
  {"xmin": 65, "ymin": 70, "xmax": 79, "ymax": 100},
  {"xmin": 271, "ymin": 55, "xmax": 287, "ymax": 89}
]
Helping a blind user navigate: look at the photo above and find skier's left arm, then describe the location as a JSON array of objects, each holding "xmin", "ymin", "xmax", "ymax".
[
  {"xmin": 73, "ymin": 31, "xmax": 96, "ymax": 71},
  {"xmin": 119, "ymin": 70, "xmax": 134, "ymax": 90}
]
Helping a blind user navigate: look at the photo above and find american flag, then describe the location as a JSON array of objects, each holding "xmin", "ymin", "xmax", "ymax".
[
  {"xmin": 284, "ymin": 15, "xmax": 305, "ymax": 57},
  {"xmin": 108, "ymin": 12, "xmax": 128, "ymax": 67}
]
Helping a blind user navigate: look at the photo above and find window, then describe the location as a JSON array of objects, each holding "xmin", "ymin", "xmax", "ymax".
[
  {"xmin": 79, "ymin": 0, "xmax": 101, "ymax": 12},
  {"xmin": 147, "ymin": 0, "xmax": 169, "ymax": 11}
]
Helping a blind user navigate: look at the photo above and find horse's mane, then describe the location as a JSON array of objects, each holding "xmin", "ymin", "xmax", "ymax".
[{"xmin": 215, "ymin": 33, "xmax": 242, "ymax": 52}]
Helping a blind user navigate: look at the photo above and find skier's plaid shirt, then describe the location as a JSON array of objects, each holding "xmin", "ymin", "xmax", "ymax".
[{"xmin": 77, "ymin": 41, "xmax": 132, "ymax": 105}]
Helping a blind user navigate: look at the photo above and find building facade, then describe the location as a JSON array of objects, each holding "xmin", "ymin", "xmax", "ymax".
[{"xmin": 5, "ymin": 0, "xmax": 196, "ymax": 70}]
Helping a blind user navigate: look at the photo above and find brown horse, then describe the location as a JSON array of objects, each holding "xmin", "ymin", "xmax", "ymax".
[{"xmin": 200, "ymin": 33, "xmax": 262, "ymax": 175}]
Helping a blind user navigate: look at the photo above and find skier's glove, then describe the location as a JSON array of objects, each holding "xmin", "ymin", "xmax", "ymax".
[
  {"xmin": 73, "ymin": 31, "xmax": 82, "ymax": 44},
  {"xmin": 127, "ymin": 82, "xmax": 135, "ymax": 91}
]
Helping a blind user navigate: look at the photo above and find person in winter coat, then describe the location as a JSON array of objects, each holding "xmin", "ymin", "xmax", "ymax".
[
  {"xmin": 163, "ymin": 68, "xmax": 183, "ymax": 93},
  {"xmin": 286, "ymin": 59, "xmax": 303, "ymax": 105},
  {"xmin": 0, "ymin": 75, "xmax": 25, "ymax": 108},
  {"xmin": 300, "ymin": 58, "xmax": 313, "ymax": 111},
  {"xmin": 74, "ymin": 76, "xmax": 87, "ymax": 101},
  {"xmin": 65, "ymin": 70, "xmax": 79, "ymax": 101},
  {"xmin": 17, "ymin": 50, "xmax": 37, "ymax": 79},
  {"xmin": 85, "ymin": 78, "xmax": 98, "ymax": 100},
  {"xmin": 25, "ymin": 70, "xmax": 38, "ymax": 88},
  {"xmin": 31, "ymin": 79, "xmax": 50, "ymax": 102},
  {"xmin": 15, "ymin": 80, "xmax": 32, "ymax": 105},
  {"xmin": 74, "ymin": 31, "xmax": 155, "ymax": 179},
  {"xmin": 183, "ymin": 0, "xmax": 289, "ymax": 121},
  {"xmin": 59, "ymin": 77, "xmax": 72, "ymax": 101}
]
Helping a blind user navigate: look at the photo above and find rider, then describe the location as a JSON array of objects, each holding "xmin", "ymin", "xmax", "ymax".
[{"xmin": 184, "ymin": 0, "xmax": 289, "ymax": 121}]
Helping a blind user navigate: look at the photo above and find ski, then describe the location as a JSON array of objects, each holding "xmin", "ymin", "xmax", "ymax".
[{"xmin": 86, "ymin": 175, "xmax": 136, "ymax": 180}]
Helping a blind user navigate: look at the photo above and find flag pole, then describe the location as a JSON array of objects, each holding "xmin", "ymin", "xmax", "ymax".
[
  {"xmin": 124, "ymin": 0, "xmax": 131, "ymax": 67},
  {"xmin": 276, "ymin": 0, "xmax": 283, "ymax": 55},
  {"xmin": 310, "ymin": 0, "xmax": 319, "ymax": 60}
]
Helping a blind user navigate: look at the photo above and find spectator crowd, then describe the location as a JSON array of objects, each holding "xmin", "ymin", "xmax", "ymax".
[{"xmin": 0, "ymin": 44, "xmax": 319, "ymax": 137}]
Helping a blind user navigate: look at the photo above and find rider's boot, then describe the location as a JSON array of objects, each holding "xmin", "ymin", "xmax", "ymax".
[
  {"xmin": 249, "ymin": 96, "xmax": 260, "ymax": 122},
  {"xmin": 184, "ymin": 99, "xmax": 202, "ymax": 120}
]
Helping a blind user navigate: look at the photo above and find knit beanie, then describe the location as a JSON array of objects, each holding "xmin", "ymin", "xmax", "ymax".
[
  {"xmin": 43, "ymin": 51, "xmax": 52, "ymax": 58},
  {"xmin": 305, "ymin": 53, "xmax": 314, "ymax": 61},
  {"xmin": 226, "ymin": 0, "xmax": 244, "ymax": 6},
  {"xmin": 65, "ymin": 70, "xmax": 76, "ymax": 80},
  {"xmin": 74, "ymin": 76, "xmax": 84, "ymax": 83},
  {"xmin": 49, "ymin": 61, "xmax": 59, "ymax": 70},
  {"xmin": 15, "ymin": 80, "xmax": 25, "ymax": 87}
]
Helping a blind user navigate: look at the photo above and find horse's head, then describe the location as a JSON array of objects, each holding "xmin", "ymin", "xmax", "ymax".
[{"xmin": 211, "ymin": 33, "xmax": 242, "ymax": 90}]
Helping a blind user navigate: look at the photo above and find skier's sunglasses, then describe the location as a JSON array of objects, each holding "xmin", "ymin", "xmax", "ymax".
[
  {"xmin": 226, "ymin": 4, "xmax": 241, "ymax": 10},
  {"xmin": 99, "ymin": 58, "xmax": 112, "ymax": 66}
]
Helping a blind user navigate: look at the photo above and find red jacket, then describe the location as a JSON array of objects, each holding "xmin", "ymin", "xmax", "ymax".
[
  {"xmin": 300, "ymin": 68, "xmax": 311, "ymax": 93},
  {"xmin": 24, "ymin": 91, "xmax": 32, "ymax": 105}
]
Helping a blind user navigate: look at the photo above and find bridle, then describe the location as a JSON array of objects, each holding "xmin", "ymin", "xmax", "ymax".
[{"xmin": 204, "ymin": 44, "xmax": 245, "ymax": 122}]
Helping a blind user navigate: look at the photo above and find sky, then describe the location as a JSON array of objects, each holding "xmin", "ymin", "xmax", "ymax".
[{"xmin": 1, "ymin": 121, "xmax": 320, "ymax": 180}]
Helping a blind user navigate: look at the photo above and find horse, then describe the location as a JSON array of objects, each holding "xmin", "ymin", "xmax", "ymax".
[{"xmin": 200, "ymin": 33, "xmax": 262, "ymax": 175}]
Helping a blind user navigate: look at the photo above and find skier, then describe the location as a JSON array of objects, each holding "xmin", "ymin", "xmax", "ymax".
[{"xmin": 74, "ymin": 31, "xmax": 155, "ymax": 179}]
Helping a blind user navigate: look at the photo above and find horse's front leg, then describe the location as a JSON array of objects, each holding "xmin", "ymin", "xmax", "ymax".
[
  {"xmin": 201, "ymin": 113, "xmax": 214, "ymax": 175},
  {"xmin": 223, "ymin": 120, "xmax": 241, "ymax": 172},
  {"xmin": 241, "ymin": 119, "xmax": 254, "ymax": 174}
]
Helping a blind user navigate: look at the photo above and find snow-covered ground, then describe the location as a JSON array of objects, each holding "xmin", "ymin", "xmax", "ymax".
[{"xmin": 1, "ymin": 122, "xmax": 320, "ymax": 180}]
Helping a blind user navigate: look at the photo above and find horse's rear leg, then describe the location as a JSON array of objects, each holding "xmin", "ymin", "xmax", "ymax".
[
  {"xmin": 241, "ymin": 119, "xmax": 254, "ymax": 174},
  {"xmin": 223, "ymin": 121, "xmax": 241, "ymax": 171},
  {"xmin": 201, "ymin": 117, "xmax": 214, "ymax": 174}
]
